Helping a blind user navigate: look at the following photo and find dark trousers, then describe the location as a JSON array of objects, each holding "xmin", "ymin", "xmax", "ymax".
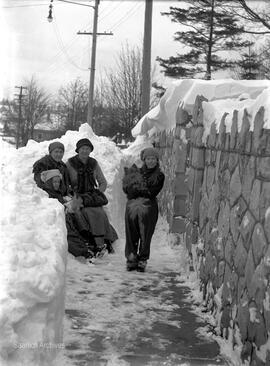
[{"xmin": 124, "ymin": 198, "xmax": 158, "ymax": 262}]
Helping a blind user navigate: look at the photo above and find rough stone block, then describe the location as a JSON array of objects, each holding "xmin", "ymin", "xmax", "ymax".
[
  {"xmin": 253, "ymin": 106, "xmax": 265, "ymax": 153},
  {"xmin": 174, "ymin": 173, "xmax": 188, "ymax": 195},
  {"xmin": 207, "ymin": 184, "xmax": 220, "ymax": 224},
  {"xmin": 236, "ymin": 295, "xmax": 249, "ymax": 341},
  {"xmin": 247, "ymin": 310, "xmax": 267, "ymax": 349},
  {"xmin": 241, "ymin": 157, "xmax": 256, "ymax": 204},
  {"xmin": 206, "ymin": 166, "xmax": 215, "ymax": 196},
  {"xmin": 252, "ymin": 223, "xmax": 267, "ymax": 267},
  {"xmin": 224, "ymin": 234, "xmax": 234, "ymax": 267},
  {"xmin": 265, "ymin": 207, "xmax": 270, "ymax": 243},
  {"xmin": 249, "ymin": 264, "xmax": 267, "ymax": 312},
  {"xmin": 229, "ymin": 166, "xmax": 242, "ymax": 207},
  {"xmin": 245, "ymin": 131, "xmax": 252, "ymax": 154},
  {"xmin": 194, "ymin": 126, "xmax": 204, "ymax": 147},
  {"xmin": 245, "ymin": 249, "xmax": 255, "ymax": 298},
  {"xmin": 207, "ymin": 122, "xmax": 217, "ymax": 148},
  {"xmin": 217, "ymin": 260, "xmax": 225, "ymax": 288},
  {"xmin": 219, "ymin": 169, "xmax": 230, "ymax": 199},
  {"xmin": 234, "ymin": 236, "xmax": 248, "ymax": 276},
  {"xmin": 228, "ymin": 153, "xmax": 238, "ymax": 173},
  {"xmin": 192, "ymin": 95, "xmax": 208, "ymax": 126},
  {"xmin": 199, "ymin": 193, "xmax": 209, "ymax": 230},
  {"xmin": 257, "ymin": 157, "xmax": 270, "ymax": 180},
  {"xmin": 263, "ymin": 289, "xmax": 270, "ymax": 333},
  {"xmin": 220, "ymin": 303, "xmax": 231, "ymax": 330},
  {"xmin": 173, "ymin": 196, "xmax": 186, "ymax": 216},
  {"xmin": 218, "ymin": 115, "xmax": 227, "ymax": 149},
  {"xmin": 240, "ymin": 210, "xmax": 256, "ymax": 251},
  {"xmin": 259, "ymin": 182, "xmax": 270, "ymax": 222},
  {"xmin": 191, "ymin": 170, "xmax": 204, "ymax": 222},
  {"xmin": 175, "ymin": 147, "xmax": 187, "ymax": 173},
  {"xmin": 230, "ymin": 111, "xmax": 238, "ymax": 150},
  {"xmin": 171, "ymin": 216, "xmax": 186, "ymax": 234},
  {"xmin": 217, "ymin": 200, "xmax": 230, "ymax": 239},
  {"xmin": 239, "ymin": 109, "xmax": 251, "ymax": 151},
  {"xmin": 191, "ymin": 147, "xmax": 205, "ymax": 169},
  {"xmin": 237, "ymin": 276, "xmax": 245, "ymax": 303},
  {"xmin": 249, "ymin": 179, "xmax": 261, "ymax": 220}
]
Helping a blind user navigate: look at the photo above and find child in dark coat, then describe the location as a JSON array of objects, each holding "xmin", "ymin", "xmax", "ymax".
[
  {"xmin": 40, "ymin": 169, "xmax": 94, "ymax": 260},
  {"xmin": 122, "ymin": 147, "xmax": 165, "ymax": 272}
]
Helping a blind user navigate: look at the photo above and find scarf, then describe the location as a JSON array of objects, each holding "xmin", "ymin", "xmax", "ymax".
[
  {"xmin": 68, "ymin": 155, "xmax": 97, "ymax": 194},
  {"xmin": 140, "ymin": 164, "xmax": 162, "ymax": 186}
]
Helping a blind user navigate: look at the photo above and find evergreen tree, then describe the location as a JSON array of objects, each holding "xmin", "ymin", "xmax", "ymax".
[
  {"xmin": 157, "ymin": 0, "xmax": 250, "ymax": 79},
  {"xmin": 237, "ymin": 43, "xmax": 262, "ymax": 80}
]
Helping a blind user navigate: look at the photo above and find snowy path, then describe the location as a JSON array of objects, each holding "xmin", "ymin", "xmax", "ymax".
[{"xmin": 59, "ymin": 219, "xmax": 227, "ymax": 366}]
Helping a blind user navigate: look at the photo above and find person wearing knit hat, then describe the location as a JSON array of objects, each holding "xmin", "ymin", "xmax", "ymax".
[
  {"xmin": 40, "ymin": 169, "xmax": 63, "ymax": 183},
  {"xmin": 66, "ymin": 137, "xmax": 118, "ymax": 256},
  {"xmin": 140, "ymin": 147, "xmax": 159, "ymax": 162},
  {"xmin": 75, "ymin": 138, "xmax": 94, "ymax": 153},
  {"xmin": 122, "ymin": 147, "xmax": 165, "ymax": 272},
  {"xmin": 32, "ymin": 140, "xmax": 69, "ymax": 196},
  {"xmin": 48, "ymin": 141, "xmax": 65, "ymax": 154}
]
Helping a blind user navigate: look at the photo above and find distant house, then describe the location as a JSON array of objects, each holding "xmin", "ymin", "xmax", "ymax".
[{"xmin": 33, "ymin": 112, "xmax": 65, "ymax": 142}]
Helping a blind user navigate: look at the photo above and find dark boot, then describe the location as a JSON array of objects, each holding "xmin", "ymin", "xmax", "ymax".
[{"xmin": 137, "ymin": 260, "xmax": 147, "ymax": 272}]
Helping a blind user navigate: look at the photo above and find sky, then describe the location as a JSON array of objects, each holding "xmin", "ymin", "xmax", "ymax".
[{"xmin": 1, "ymin": 0, "xmax": 181, "ymax": 99}]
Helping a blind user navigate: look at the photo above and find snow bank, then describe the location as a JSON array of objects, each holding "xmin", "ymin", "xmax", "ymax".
[
  {"xmin": 202, "ymin": 86, "xmax": 270, "ymax": 142},
  {"xmin": 132, "ymin": 78, "xmax": 270, "ymax": 137},
  {"xmin": 0, "ymin": 124, "xmax": 124, "ymax": 365}
]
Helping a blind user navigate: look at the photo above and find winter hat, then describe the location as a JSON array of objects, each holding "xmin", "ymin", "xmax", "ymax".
[
  {"xmin": 40, "ymin": 169, "xmax": 62, "ymax": 183},
  {"xmin": 48, "ymin": 141, "xmax": 65, "ymax": 154},
  {"xmin": 75, "ymin": 138, "xmax": 94, "ymax": 153},
  {"xmin": 140, "ymin": 147, "xmax": 159, "ymax": 161}
]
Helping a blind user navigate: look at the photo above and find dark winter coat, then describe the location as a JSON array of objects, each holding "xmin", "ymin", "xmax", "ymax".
[
  {"xmin": 32, "ymin": 155, "xmax": 70, "ymax": 196},
  {"xmin": 122, "ymin": 163, "xmax": 165, "ymax": 200}
]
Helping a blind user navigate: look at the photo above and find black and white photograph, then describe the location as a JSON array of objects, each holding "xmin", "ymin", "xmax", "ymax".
[{"xmin": 1, "ymin": 1, "xmax": 270, "ymax": 365}]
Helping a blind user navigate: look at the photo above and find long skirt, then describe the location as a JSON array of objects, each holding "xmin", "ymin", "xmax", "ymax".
[{"xmin": 74, "ymin": 207, "xmax": 117, "ymax": 245}]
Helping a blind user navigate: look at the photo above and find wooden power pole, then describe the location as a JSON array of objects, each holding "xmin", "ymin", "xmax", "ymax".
[
  {"xmin": 14, "ymin": 86, "xmax": 27, "ymax": 149},
  {"xmin": 78, "ymin": 0, "xmax": 112, "ymax": 127},
  {"xmin": 141, "ymin": 0, "xmax": 153, "ymax": 116}
]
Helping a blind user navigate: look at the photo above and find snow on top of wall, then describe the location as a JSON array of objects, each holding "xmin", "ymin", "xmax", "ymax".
[
  {"xmin": 0, "ymin": 123, "xmax": 123, "ymax": 365},
  {"xmin": 132, "ymin": 79, "xmax": 270, "ymax": 137},
  {"xmin": 202, "ymin": 86, "xmax": 270, "ymax": 143}
]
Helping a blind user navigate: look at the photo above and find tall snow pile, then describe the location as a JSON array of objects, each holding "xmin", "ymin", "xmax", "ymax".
[
  {"xmin": 133, "ymin": 78, "xmax": 270, "ymax": 137},
  {"xmin": 0, "ymin": 124, "xmax": 124, "ymax": 366}
]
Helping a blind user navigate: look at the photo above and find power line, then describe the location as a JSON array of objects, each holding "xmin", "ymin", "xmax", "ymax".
[
  {"xmin": 3, "ymin": 4, "xmax": 48, "ymax": 8},
  {"xmin": 48, "ymin": 1, "xmax": 144, "ymax": 76},
  {"xmin": 52, "ymin": 16, "xmax": 89, "ymax": 71}
]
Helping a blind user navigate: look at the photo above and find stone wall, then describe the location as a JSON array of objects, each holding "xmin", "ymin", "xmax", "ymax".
[
  {"xmin": 155, "ymin": 114, "xmax": 189, "ymax": 236},
  {"xmin": 154, "ymin": 93, "xmax": 270, "ymax": 363},
  {"xmin": 159, "ymin": 94, "xmax": 270, "ymax": 365}
]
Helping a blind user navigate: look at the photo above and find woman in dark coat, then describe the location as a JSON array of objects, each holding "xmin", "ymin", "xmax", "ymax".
[
  {"xmin": 66, "ymin": 138, "xmax": 117, "ymax": 255},
  {"xmin": 32, "ymin": 142, "xmax": 94, "ymax": 259},
  {"xmin": 122, "ymin": 147, "xmax": 165, "ymax": 272},
  {"xmin": 32, "ymin": 141, "xmax": 70, "ymax": 195}
]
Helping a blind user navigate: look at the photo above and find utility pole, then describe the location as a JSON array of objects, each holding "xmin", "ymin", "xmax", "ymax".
[
  {"xmin": 14, "ymin": 86, "xmax": 27, "ymax": 149},
  {"xmin": 47, "ymin": 0, "xmax": 112, "ymax": 127},
  {"xmin": 78, "ymin": 0, "xmax": 113, "ymax": 127},
  {"xmin": 141, "ymin": 0, "xmax": 153, "ymax": 116}
]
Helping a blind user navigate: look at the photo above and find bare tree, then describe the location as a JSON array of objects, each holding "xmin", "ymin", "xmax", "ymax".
[
  {"xmin": 21, "ymin": 76, "xmax": 51, "ymax": 145},
  {"xmin": 103, "ymin": 43, "xmax": 142, "ymax": 140},
  {"xmin": 237, "ymin": 0, "xmax": 270, "ymax": 33},
  {"xmin": 57, "ymin": 78, "xmax": 88, "ymax": 131},
  {"xmin": 2, "ymin": 77, "xmax": 51, "ymax": 146}
]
